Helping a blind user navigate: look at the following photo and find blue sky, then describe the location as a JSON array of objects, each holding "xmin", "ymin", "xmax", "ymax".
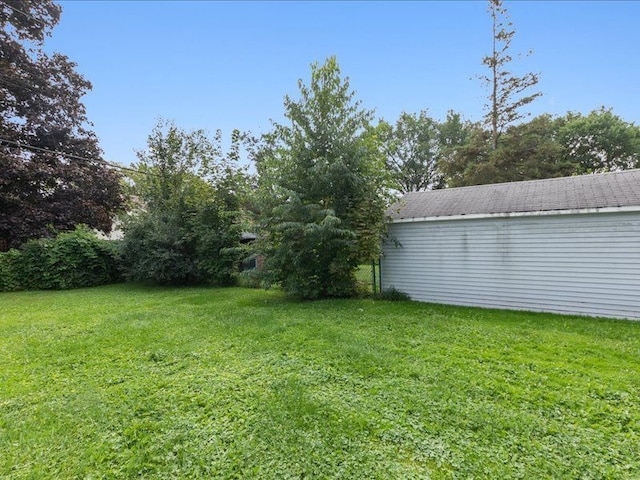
[{"xmin": 46, "ymin": 1, "xmax": 640, "ymax": 166}]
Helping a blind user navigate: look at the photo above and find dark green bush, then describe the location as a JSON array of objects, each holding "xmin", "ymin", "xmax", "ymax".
[
  {"xmin": 0, "ymin": 249, "xmax": 22, "ymax": 291},
  {"xmin": 261, "ymin": 199, "xmax": 359, "ymax": 300},
  {"xmin": 121, "ymin": 212, "xmax": 200, "ymax": 286},
  {"xmin": 0, "ymin": 227, "xmax": 123, "ymax": 291},
  {"xmin": 121, "ymin": 203, "xmax": 243, "ymax": 287}
]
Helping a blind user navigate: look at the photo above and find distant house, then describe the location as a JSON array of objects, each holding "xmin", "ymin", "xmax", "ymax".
[{"xmin": 382, "ymin": 170, "xmax": 640, "ymax": 320}]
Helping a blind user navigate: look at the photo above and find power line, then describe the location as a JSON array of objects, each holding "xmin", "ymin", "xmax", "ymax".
[
  {"xmin": 0, "ymin": 75, "xmax": 57, "ymax": 98},
  {"xmin": 0, "ymin": 137, "xmax": 145, "ymax": 176},
  {"xmin": 0, "ymin": 1, "xmax": 46, "ymax": 27}
]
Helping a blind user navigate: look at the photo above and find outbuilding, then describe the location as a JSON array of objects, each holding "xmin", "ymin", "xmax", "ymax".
[{"xmin": 381, "ymin": 170, "xmax": 640, "ymax": 320}]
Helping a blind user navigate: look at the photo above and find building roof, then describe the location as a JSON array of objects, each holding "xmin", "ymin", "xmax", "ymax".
[{"xmin": 388, "ymin": 169, "xmax": 640, "ymax": 221}]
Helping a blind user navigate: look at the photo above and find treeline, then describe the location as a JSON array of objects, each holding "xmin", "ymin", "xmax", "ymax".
[{"xmin": 383, "ymin": 107, "xmax": 640, "ymax": 190}]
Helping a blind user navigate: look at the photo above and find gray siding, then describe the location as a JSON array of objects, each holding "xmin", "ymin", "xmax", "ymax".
[{"xmin": 381, "ymin": 212, "xmax": 640, "ymax": 320}]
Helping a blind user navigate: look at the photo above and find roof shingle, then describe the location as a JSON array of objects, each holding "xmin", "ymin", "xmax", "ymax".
[{"xmin": 388, "ymin": 169, "xmax": 640, "ymax": 220}]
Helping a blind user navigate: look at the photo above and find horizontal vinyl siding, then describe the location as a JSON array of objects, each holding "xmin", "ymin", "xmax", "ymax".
[{"xmin": 381, "ymin": 211, "xmax": 640, "ymax": 320}]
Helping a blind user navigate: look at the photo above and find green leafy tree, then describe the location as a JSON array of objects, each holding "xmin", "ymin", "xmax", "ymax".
[
  {"xmin": 122, "ymin": 121, "xmax": 247, "ymax": 286},
  {"xmin": 441, "ymin": 115, "xmax": 572, "ymax": 187},
  {"xmin": 442, "ymin": 109, "xmax": 640, "ymax": 187},
  {"xmin": 379, "ymin": 110, "xmax": 471, "ymax": 193},
  {"xmin": 379, "ymin": 111, "xmax": 442, "ymax": 193},
  {"xmin": 481, "ymin": 0, "xmax": 541, "ymax": 149},
  {"xmin": 439, "ymin": 125, "xmax": 491, "ymax": 187},
  {"xmin": 257, "ymin": 57, "xmax": 389, "ymax": 299},
  {"xmin": 557, "ymin": 108, "xmax": 640, "ymax": 174},
  {"xmin": 439, "ymin": 111, "xmax": 472, "ymax": 155},
  {"xmin": 0, "ymin": 0, "xmax": 124, "ymax": 249}
]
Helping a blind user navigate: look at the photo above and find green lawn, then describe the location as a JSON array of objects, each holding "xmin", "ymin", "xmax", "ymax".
[{"xmin": 1, "ymin": 285, "xmax": 639, "ymax": 479}]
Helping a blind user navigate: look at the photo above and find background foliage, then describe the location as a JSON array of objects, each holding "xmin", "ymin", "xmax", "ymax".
[{"xmin": 440, "ymin": 108, "xmax": 640, "ymax": 187}]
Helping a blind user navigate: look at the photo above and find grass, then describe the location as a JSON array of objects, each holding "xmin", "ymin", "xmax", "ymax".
[{"xmin": 1, "ymin": 284, "xmax": 640, "ymax": 478}]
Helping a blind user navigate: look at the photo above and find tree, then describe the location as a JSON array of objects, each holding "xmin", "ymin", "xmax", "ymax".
[
  {"xmin": 557, "ymin": 108, "xmax": 640, "ymax": 174},
  {"xmin": 379, "ymin": 110, "xmax": 471, "ymax": 193},
  {"xmin": 379, "ymin": 111, "xmax": 442, "ymax": 193},
  {"xmin": 0, "ymin": 0, "xmax": 125, "ymax": 249},
  {"xmin": 256, "ymin": 57, "xmax": 389, "ymax": 299},
  {"xmin": 481, "ymin": 0, "xmax": 541, "ymax": 150},
  {"xmin": 122, "ymin": 121, "xmax": 247, "ymax": 286},
  {"xmin": 439, "ymin": 125, "xmax": 491, "ymax": 187},
  {"xmin": 441, "ymin": 115, "xmax": 573, "ymax": 187}
]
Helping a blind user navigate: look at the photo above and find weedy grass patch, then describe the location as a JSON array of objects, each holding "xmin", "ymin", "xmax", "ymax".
[{"xmin": 1, "ymin": 285, "xmax": 639, "ymax": 478}]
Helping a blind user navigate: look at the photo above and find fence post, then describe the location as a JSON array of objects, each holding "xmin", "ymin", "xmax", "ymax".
[{"xmin": 371, "ymin": 259, "xmax": 377, "ymax": 295}]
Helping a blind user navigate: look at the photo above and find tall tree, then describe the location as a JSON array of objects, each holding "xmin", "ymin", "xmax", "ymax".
[
  {"xmin": 481, "ymin": 0, "xmax": 541, "ymax": 149},
  {"xmin": 257, "ymin": 57, "xmax": 389, "ymax": 299},
  {"xmin": 0, "ymin": 0, "xmax": 124, "ymax": 249}
]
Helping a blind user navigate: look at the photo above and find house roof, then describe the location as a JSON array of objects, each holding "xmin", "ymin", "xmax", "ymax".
[{"xmin": 388, "ymin": 169, "xmax": 640, "ymax": 221}]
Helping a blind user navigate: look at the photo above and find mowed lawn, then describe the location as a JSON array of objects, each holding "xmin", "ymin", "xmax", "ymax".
[{"xmin": 1, "ymin": 285, "xmax": 639, "ymax": 479}]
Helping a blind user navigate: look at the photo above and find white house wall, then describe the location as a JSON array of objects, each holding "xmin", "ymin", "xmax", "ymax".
[{"xmin": 381, "ymin": 211, "xmax": 640, "ymax": 320}]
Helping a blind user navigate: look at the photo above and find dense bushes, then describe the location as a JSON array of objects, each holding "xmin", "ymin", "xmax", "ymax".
[
  {"xmin": 120, "ymin": 121, "xmax": 248, "ymax": 287},
  {"xmin": 0, "ymin": 227, "xmax": 122, "ymax": 291},
  {"xmin": 121, "ymin": 201, "xmax": 243, "ymax": 286},
  {"xmin": 0, "ymin": 249, "xmax": 21, "ymax": 292}
]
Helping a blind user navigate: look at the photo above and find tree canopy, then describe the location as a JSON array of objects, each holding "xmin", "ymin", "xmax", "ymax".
[
  {"xmin": 440, "ymin": 109, "xmax": 640, "ymax": 187},
  {"xmin": 0, "ymin": 0, "xmax": 124, "ymax": 249},
  {"xmin": 557, "ymin": 108, "xmax": 640, "ymax": 174},
  {"xmin": 379, "ymin": 110, "xmax": 471, "ymax": 193}
]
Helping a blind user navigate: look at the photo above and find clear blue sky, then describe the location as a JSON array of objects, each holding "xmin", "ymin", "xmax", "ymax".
[{"xmin": 46, "ymin": 1, "xmax": 640, "ymax": 167}]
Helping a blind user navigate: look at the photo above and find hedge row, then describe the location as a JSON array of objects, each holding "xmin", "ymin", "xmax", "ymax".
[{"xmin": 0, "ymin": 227, "xmax": 123, "ymax": 291}]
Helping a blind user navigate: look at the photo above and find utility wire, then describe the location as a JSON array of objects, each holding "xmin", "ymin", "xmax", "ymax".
[
  {"xmin": 0, "ymin": 4, "xmax": 142, "ymax": 177},
  {"xmin": 0, "ymin": 75, "xmax": 57, "ymax": 98},
  {"xmin": 0, "ymin": 1, "xmax": 47, "ymax": 27},
  {"xmin": 0, "ymin": 137, "xmax": 145, "ymax": 176}
]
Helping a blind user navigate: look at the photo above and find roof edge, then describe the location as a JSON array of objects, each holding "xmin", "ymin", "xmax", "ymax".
[{"xmin": 390, "ymin": 205, "xmax": 640, "ymax": 224}]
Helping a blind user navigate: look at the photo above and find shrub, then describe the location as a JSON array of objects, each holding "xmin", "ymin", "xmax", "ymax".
[
  {"xmin": 121, "ymin": 212, "xmax": 201, "ymax": 286},
  {"xmin": 121, "ymin": 204, "xmax": 243, "ymax": 287},
  {"xmin": 43, "ymin": 227, "xmax": 123, "ymax": 289},
  {"xmin": 0, "ymin": 249, "xmax": 21, "ymax": 291},
  {"xmin": 0, "ymin": 226, "xmax": 123, "ymax": 291},
  {"xmin": 261, "ymin": 200, "xmax": 359, "ymax": 299},
  {"xmin": 17, "ymin": 237, "xmax": 56, "ymax": 290},
  {"xmin": 235, "ymin": 268, "xmax": 263, "ymax": 289}
]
